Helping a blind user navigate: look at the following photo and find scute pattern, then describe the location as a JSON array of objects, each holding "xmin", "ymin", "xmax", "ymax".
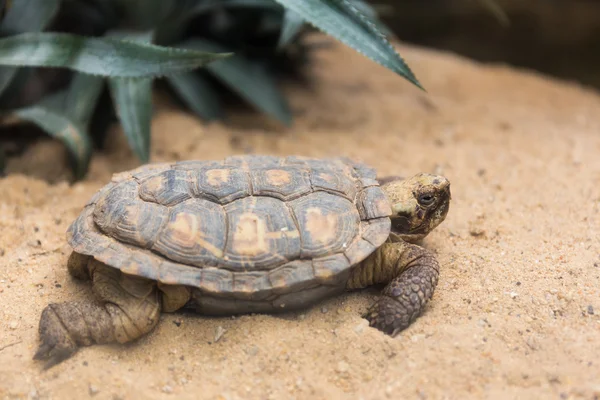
[
  {"xmin": 344, "ymin": 236, "xmax": 377, "ymax": 265},
  {"xmin": 70, "ymin": 155, "xmax": 392, "ymax": 300},
  {"xmin": 313, "ymin": 254, "xmax": 351, "ymax": 285},
  {"xmin": 310, "ymin": 167, "xmax": 357, "ymax": 200},
  {"xmin": 362, "ymin": 217, "xmax": 392, "ymax": 247},
  {"xmin": 251, "ymin": 166, "xmax": 311, "ymax": 201},
  {"xmin": 231, "ymin": 271, "xmax": 272, "ymax": 300},
  {"xmin": 226, "ymin": 155, "xmax": 283, "ymax": 168},
  {"xmin": 152, "ymin": 199, "xmax": 226, "ymax": 267},
  {"xmin": 93, "ymin": 181, "xmax": 167, "ymax": 248},
  {"xmin": 268, "ymin": 261, "xmax": 315, "ymax": 294},
  {"xmin": 357, "ymin": 187, "xmax": 392, "ymax": 220},
  {"xmin": 139, "ymin": 169, "xmax": 193, "ymax": 206},
  {"xmin": 224, "ymin": 196, "xmax": 300, "ymax": 270},
  {"xmin": 198, "ymin": 267, "xmax": 233, "ymax": 294},
  {"xmin": 193, "ymin": 165, "xmax": 251, "ymax": 204},
  {"xmin": 354, "ymin": 163, "xmax": 379, "ymax": 188},
  {"xmin": 290, "ymin": 192, "xmax": 359, "ymax": 258}
]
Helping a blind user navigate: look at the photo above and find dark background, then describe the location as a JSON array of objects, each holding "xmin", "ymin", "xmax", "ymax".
[{"xmin": 374, "ymin": 0, "xmax": 600, "ymax": 89}]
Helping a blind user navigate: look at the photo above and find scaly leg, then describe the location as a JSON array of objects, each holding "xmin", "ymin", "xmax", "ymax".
[
  {"xmin": 34, "ymin": 258, "xmax": 161, "ymax": 368},
  {"xmin": 347, "ymin": 241, "xmax": 440, "ymax": 336}
]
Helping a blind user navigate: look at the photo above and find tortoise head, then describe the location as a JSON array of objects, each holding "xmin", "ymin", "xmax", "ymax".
[{"xmin": 380, "ymin": 173, "xmax": 451, "ymax": 243}]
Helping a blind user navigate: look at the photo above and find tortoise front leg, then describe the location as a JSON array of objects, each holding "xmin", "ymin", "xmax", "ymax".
[
  {"xmin": 34, "ymin": 258, "xmax": 161, "ymax": 368},
  {"xmin": 347, "ymin": 241, "xmax": 440, "ymax": 336}
]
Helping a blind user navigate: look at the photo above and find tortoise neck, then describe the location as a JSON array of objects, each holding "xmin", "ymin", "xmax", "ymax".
[{"xmin": 346, "ymin": 242, "xmax": 401, "ymax": 289}]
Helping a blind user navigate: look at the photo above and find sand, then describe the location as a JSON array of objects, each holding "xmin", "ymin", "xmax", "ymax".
[{"xmin": 1, "ymin": 36, "xmax": 599, "ymax": 400}]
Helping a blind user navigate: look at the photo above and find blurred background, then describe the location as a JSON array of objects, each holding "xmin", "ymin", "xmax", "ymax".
[
  {"xmin": 376, "ymin": 0, "xmax": 600, "ymax": 88},
  {"xmin": 0, "ymin": 0, "xmax": 598, "ymax": 181}
]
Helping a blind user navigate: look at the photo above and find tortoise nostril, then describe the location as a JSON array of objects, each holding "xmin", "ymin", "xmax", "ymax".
[{"xmin": 391, "ymin": 216, "xmax": 411, "ymax": 233}]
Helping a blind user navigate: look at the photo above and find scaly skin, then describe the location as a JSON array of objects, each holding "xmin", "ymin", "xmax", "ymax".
[
  {"xmin": 33, "ymin": 172, "xmax": 450, "ymax": 367},
  {"xmin": 346, "ymin": 172, "xmax": 450, "ymax": 335},
  {"xmin": 347, "ymin": 241, "xmax": 440, "ymax": 336},
  {"xmin": 34, "ymin": 259, "xmax": 161, "ymax": 368}
]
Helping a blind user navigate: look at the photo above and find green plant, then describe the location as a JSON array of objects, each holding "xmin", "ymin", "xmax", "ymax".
[{"xmin": 0, "ymin": 0, "xmax": 421, "ymax": 179}]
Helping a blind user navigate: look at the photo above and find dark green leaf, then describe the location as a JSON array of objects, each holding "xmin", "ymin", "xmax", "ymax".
[
  {"xmin": 108, "ymin": 77, "xmax": 152, "ymax": 162},
  {"xmin": 277, "ymin": 9, "xmax": 304, "ymax": 49},
  {"xmin": 345, "ymin": 0, "xmax": 393, "ymax": 36},
  {"xmin": 34, "ymin": 73, "xmax": 104, "ymax": 126},
  {"xmin": 12, "ymin": 105, "xmax": 92, "ymax": 178},
  {"xmin": 0, "ymin": 0, "xmax": 60, "ymax": 34},
  {"xmin": 273, "ymin": 0, "xmax": 422, "ymax": 89},
  {"xmin": 0, "ymin": 66, "xmax": 33, "ymax": 108},
  {"xmin": 64, "ymin": 74, "xmax": 105, "ymax": 125},
  {"xmin": 166, "ymin": 72, "xmax": 223, "ymax": 121},
  {"xmin": 0, "ymin": 65, "xmax": 16, "ymax": 98},
  {"xmin": 0, "ymin": 32, "xmax": 231, "ymax": 78},
  {"xmin": 0, "ymin": 0, "xmax": 61, "ymax": 98},
  {"xmin": 5, "ymin": 71, "xmax": 105, "ymax": 178},
  {"xmin": 105, "ymin": 29, "xmax": 155, "ymax": 43},
  {"xmin": 107, "ymin": 31, "xmax": 154, "ymax": 162},
  {"xmin": 178, "ymin": 39, "xmax": 291, "ymax": 126}
]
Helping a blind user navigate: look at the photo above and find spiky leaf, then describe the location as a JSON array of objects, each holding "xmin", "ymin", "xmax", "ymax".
[
  {"xmin": 167, "ymin": 72, "xmax": 223, "ymax": 121},
  {"xmin": 6, "ymin": 72, "xmax": 104, "ymax": 178},
  {"xmin": 278, "ymin": 9, "xmax": 304, "ymax": 49},
  {"xmin": 272, "ymin": 0, "xmax": 422, "ymax": 89},
  {"xmin": 63, "ymin": 74, "xmax": 105, "ymax": 125},
  {"xmin": 12, "ymin": 105, "xmax": 92, "ymax": 178},
  {"xmin": 106, "ymin": 31, "xmax": 154, "ymax": 163},
  {"xmin": 109, "ymin": 77, "xmax": 152, "ymax": 162},
  {"xmin": 0, "ymin": 32, "xmax": 231, "ymax": 78},
  {"xmin": 345, "ymin": 0, "xmax": 393, "ymax": 36},
  {"xmin": 0, "ymin": 0, "xmax": 61, "ymax": 97},
  {"xmin": 0, "ymin": 0, "xmax": 61, "ymax": 35},
  {"xmin": 179, "ymin": 39, "xmax": 291, "ymax": 126}
]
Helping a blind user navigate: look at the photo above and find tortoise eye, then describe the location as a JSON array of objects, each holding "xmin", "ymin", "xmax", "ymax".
[{"xmin": 418, "ymin": 193, "xmax": 435, "ymax": 206}]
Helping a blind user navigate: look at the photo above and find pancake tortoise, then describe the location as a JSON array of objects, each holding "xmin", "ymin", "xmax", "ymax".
[{"xmin": 34, "ymin": 155, "xmax": 451, "ymax": 367}]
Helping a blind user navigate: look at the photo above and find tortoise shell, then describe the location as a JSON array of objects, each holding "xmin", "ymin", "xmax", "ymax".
[{"xmin": 67, "ymin": 155, "xmax": 392, "ymax": 305}]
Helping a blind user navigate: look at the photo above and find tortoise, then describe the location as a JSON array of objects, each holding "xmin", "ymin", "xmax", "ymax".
[{"xmin": 34, "ymin": 155, "xmax": 451, "ymax": 367}]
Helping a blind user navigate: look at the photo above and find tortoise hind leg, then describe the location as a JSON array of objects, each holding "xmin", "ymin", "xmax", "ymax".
[
  {"xmin": 66, "ymin": 251, "xmax": 92, "ymax": 280},
  {"xmin": 34, "ymin": 259, "xmax": 161, "ymax": 368},
  {"xmin": 347, "ymin": 241, "xmax": 440, "ymax": 336}
]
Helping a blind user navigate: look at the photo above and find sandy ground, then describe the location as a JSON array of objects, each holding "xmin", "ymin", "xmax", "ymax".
[{"xmin": 1, "ymin": 37, "xmax": 599, "ymax": 400}]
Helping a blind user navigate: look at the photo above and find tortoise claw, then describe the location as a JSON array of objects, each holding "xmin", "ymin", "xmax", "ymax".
[
  {"xmin": 33, "ymin": 304, "xmax": 79, "ymax": 369},
  {"xmin": 33, "ymin": 341, "xmax": 78, "ymax": 370},
  {"xmin": 363, "ymin": 296, "xmax": 417, "ymax": 337}
]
